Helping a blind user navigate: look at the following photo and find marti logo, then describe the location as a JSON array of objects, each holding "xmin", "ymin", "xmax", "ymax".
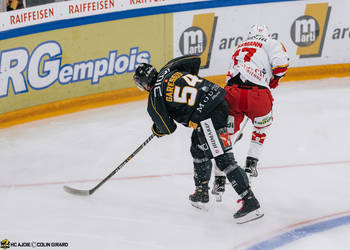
[
  {"xmin": 0, "ymin": 41, "xmax": 150, "ymax": 98},
  {"xmin": 291, "ymin": 3, "xmax": 331, "ymax": 58},
  {"xmin": 179, "ymin": 13, "xmax": 217, "ymax": 69}
]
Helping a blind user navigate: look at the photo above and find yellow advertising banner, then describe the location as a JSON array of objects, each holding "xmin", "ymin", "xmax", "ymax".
[
  {"xmin": 0, "ymin": 14, "xmax": 173, "ymax": 115},
  {"xmin": 295, "ymin": 3, "xmax": 331, "ymax": 57}
]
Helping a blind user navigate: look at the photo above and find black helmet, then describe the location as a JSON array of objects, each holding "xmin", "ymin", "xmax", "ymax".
[{"xmin": 133, "ymin": 63, "xmax": 158, "ymax": 91}]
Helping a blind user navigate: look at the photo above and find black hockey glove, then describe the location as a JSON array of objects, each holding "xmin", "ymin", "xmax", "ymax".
[
  {"xmin": 152, "ymin": 124, "xmax": 166, "ymax": 138},
  {"xmin": 245, "ymin": 157, "xmax": 258, "ymax": 177}
]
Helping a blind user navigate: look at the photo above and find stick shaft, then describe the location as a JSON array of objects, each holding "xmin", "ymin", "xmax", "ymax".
[
  {"xmin": 234, "ymin": 116, "xmax": 249, "ymax": 144},
  {"xmin": 64, "ymin": 134, "xmax": 155, "ymax": 196},
  {"xmin": 90, "ymin": 134, "xmax": 155, "ymax": 194}
]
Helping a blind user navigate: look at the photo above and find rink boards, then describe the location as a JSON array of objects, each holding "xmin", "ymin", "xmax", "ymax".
[{"xmin": 0, "ymin": 0, "xmax": 349, "ymax": 127}]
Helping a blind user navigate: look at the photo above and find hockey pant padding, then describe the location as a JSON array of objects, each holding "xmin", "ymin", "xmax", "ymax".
[
  {"xmin": 215, "ymin": 152, "xmax": 250, "ymax": 195},
  {"xmin": 191, "ymin": 125, "xmax": 232, "ymax": 160},
  {"xmin": 224, "ymin": 84, "xmax": 273, "ymax": 133},
  {"xmin": 193, "ymin": 159, "xmax": 212, "ymax": 187}
]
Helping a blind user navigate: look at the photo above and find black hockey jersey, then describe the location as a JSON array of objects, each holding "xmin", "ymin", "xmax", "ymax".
[{"xmin": 147, "ymin": 56, "xmax": 226, "ymax": 135}]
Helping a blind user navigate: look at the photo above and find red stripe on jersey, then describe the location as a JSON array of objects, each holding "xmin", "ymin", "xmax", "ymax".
[
  {"xmin": 227, "ymin": 72, "xmax": 234, "ymax": 78},
  {"xmin": 273, "ymin": 66, "xmax": 288, "ymax": 76}
]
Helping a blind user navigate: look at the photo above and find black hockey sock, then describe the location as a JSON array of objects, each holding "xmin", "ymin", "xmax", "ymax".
[
  {"xmin": 225, "ymin": 165, "xmax": 250, "ymax": 195},
  {"xmin": 193, "ymin": 159, "xmax": 212, "ymax": 187}
]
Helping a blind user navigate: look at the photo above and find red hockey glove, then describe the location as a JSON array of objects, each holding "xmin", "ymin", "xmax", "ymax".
[
  {"xmin": 152, "ymin": 124, "xmax": 166, "ymax": 138},
  {"xmin": 269, "ymin": 76, "xmax": 280, "ymax": 89}
]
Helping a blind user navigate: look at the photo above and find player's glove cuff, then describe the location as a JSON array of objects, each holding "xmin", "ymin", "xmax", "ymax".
[{"xmin": 152, "ymin": 124, "xmax": 166, "ymax": 138}]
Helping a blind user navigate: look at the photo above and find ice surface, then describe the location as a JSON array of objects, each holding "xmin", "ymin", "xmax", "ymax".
[{"xmin": 1, "ymin": 78, "xmax": 350, "ymax": 250}]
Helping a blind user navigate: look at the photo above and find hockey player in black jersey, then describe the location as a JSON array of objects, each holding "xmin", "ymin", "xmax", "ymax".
[{"xmin": 133, "ymin": 55, "xmax": 263, "ymax": 224}]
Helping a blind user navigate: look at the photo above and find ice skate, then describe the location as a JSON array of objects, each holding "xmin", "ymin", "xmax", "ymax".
[
  {"xmin": 245, "ymin": 157, "xmax": 258, "ymax": 178},
  {"xmin": 233, "ymin": 190, "xmax": 264, "ymax": 224},
  {"xmin": 211, "ymin": 176, "xmax": 226, "ymax": 202},
  {"xmin": 189, "ymin": 184, "xmax": 209, "ymax": 211}
]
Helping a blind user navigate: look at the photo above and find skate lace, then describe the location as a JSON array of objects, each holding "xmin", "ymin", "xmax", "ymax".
[
  {"xmin": 191, "ymin": 188, "xmax": 202, "ymax": 196},
  {"xmin": 236, "ymin": 199, "xmax": 244, "ymax": 212}
]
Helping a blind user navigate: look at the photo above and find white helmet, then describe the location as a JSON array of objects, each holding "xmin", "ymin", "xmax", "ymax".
[{"xmin": 248, "ymin": 24, "xmax": 269, "ymax": 39}]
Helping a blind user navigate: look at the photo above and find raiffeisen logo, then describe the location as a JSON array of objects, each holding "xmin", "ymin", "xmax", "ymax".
[{"xmin": 0, "ymin": 41, "xmax": 150, "ymax": 98}]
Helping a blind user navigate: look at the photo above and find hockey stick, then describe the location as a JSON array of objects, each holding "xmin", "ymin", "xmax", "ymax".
[
  {"xmin": 63, "ymin": 134, "xmax": 155, "ymax": 196},
  {"xmin": 233, "ymin": 116, "xmax": 249, "ymax": 144}
]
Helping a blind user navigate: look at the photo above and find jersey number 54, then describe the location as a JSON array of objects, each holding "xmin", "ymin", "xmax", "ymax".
[{"xmin": 174, "ymin": 74, "xmax": 202, "ymax": 106}]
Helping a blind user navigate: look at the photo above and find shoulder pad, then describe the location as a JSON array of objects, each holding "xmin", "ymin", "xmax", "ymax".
[{"xmin": 161, "ymin": 55, "xmax": 201, "ymax": 75}]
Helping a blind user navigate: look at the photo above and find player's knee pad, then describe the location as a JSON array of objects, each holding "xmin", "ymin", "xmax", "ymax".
[
  {"xmin": 252, "ymin": 128, "xmax": 268, "ymax": 145},
  {"xmin": 248, "ymin": 126, "xmax": 269, "ymax": 159},
  {"xmin": 193, "ymin": 158, "xmax": 212, "ymax": 186},
  {"xmin": 214, "ymin": 164, "xmax": 226, "ymax": 176},
  {"xmin": 251, "ymin": 128, "xmax": 268, "ymax": 145},
  {"xmin": 251, "ymin": 112, "xmax": 271, "ymax": 149},
  {"xmin": 214, "ymin": 152, "xmax": 236, "ymax": 172}
]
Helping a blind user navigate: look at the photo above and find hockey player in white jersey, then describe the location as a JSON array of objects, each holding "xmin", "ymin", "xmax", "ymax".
[{"xmin": 212, "ymin": 24, "xmax": 289, "ymax": 200}]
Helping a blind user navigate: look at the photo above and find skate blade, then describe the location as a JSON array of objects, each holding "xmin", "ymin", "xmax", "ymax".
[
  {"xmin": 248, "ymin": 175, "xmax": 258, "ymax": 185},
  {"xmin": 235, "ymin": 209, "xmax": 264, "ymax": 224},
  {"xmin": 248, "ymin": 176, "xmax": 253, "ymax": 185},
  {"xmin": 191, "ymin": 201, "xmax": 209, "ymax": 211},
  {"xmin": 212, "ymin": 192, "xmax": 223, "ymax": 202}
]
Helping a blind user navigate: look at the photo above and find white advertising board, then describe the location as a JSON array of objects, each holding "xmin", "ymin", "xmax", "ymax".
[
  {"xmin": 0, "ymin": 0, "xmax": 207, "ymax": 32},
  {"xmin": 174, "ymin": 0, "xmax": 350, "ymax": 76}
]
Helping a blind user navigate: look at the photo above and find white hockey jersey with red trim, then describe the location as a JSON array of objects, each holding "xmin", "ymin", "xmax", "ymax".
[{"xmin": 226, "ymin": 36, "xmax": 289, "ymax": 88}]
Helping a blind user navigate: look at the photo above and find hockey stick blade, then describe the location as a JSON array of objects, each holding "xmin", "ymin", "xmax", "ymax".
[
  {"xmin": 63, "ymin": 185, "xmax": 91, "ymax": 196},
  {"xmin": 63, "ymin": 134, "xmax": 155, "ymax": 196}
]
